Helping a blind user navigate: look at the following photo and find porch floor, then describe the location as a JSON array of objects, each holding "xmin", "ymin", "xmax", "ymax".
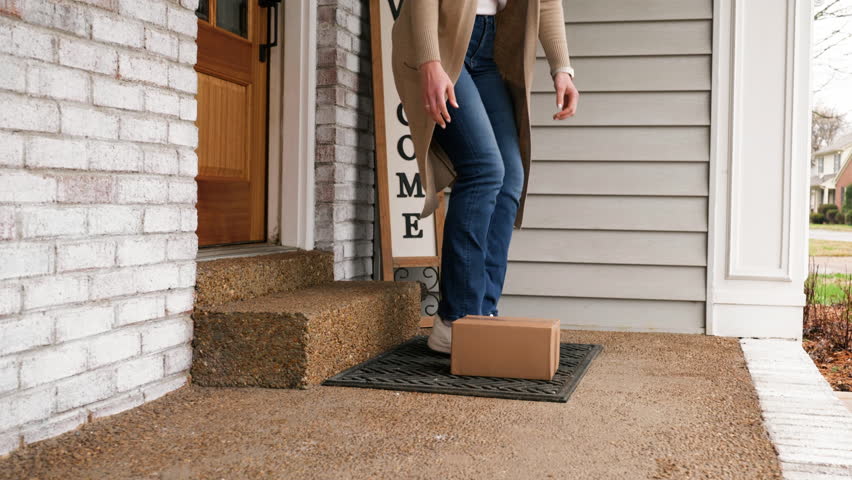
[{"xmin": 0, "ymin": 330, "xmax": 782, "ymax": 480}]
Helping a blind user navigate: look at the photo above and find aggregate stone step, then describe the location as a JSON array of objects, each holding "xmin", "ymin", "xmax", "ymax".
[
  {"xmin": 191, "ymin": 280, "xmax": 421, "ymax": 388},
  {"xmin": 195, "ymin": 249, "xmax": 334, "ymax": 307}
]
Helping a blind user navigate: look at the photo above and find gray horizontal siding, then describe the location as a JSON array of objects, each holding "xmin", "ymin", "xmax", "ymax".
[
  {"xmin": 498, "ymin": 0, "xmax": 712, "ymax": 333},
  {"xmin": 498, "ymin": 296, "xmax": 705, "ymax": 334},
  {"xmin": 531, "ymin": 127, "xmax": 710, "ymax": 161},
  {"xmin": 561, "ymin": 0, "xmax": 712, "ymax": 23},
  {"xmin": 508, "ymin": 230, "xmax": 707, "ymax": 266},
  {"xmin": 530, "ymin": 92, "xmax": 710, "ymax": 126},
  {"xmin": 503, "ymin": 263, "xmax": 706, "ymax": 301},
  {"xmin": 533, "ymin": 56, "xmax": 712, "ymax": 92},
  {"xmin": 527, "ymin": 162, "xmax": 709, "ymax": 196},
  {"xmin": 521, "ymin": 195, "xmax": 707, "ymax": 231},
  {"xmin": 537, "ymin": 20, "xmax": 712, "ymax": 57}
]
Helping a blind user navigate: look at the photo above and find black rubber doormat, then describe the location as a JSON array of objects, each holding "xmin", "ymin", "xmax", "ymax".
[{"xmin": 323, "ymin": 336, "xmax": 602, "ymax": 402}]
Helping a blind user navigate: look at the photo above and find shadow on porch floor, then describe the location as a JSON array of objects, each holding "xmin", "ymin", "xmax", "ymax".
[{"xmin": 0, "ymin": 330, "xmax": 781, "ymax": 480}]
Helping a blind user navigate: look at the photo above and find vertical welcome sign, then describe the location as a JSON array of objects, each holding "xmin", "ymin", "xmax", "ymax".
[{"xmin": 371, "ymin": 0, "xmax": 445, "ymax": 281}]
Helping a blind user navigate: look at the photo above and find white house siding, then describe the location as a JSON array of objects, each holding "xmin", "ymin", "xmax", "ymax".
[
  {"xmin": 499, "ymin": 0, "xmax": 712, "ymax": 333},
  {"xmin": 0, "ymin": 0, "xmax": 198, "ymax": 455}
]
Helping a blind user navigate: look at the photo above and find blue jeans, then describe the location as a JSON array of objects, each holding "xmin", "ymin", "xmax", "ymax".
[{"xmin": 434, "ymin": 14, "xmax": 523, "ymax": 322}]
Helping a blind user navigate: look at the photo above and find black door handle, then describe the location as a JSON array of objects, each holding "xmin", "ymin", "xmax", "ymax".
[{"xmin": 259, "ymin": 0, "xmax": 282, "ymax": 62}]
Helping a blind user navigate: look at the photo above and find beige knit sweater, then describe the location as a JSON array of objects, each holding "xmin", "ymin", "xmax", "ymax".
[
  {"xmin": 409, "ymin": 0, "xmax": 573, "ymax": 77},
  {"xmin": 390, "ymin": 0, "xmax": 574, "ymax": 227}
]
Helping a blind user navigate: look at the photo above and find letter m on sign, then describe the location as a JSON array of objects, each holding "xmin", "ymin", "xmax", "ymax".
[{"xmin": 397, "ymin": 172, "xmax": 425, "ymax": 198}]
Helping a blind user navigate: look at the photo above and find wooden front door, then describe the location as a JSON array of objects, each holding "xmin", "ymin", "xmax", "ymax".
[{"xmin": 195, "ymin": 0, "xmax": 268, "ymax": 246}]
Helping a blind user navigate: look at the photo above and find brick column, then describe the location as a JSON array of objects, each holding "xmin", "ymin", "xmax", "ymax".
[{"xmin": 315, "ymin": 0, "xmax": 376, "ymax": 281}]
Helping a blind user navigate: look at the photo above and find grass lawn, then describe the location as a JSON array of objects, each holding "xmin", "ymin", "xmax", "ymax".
[
  {"xmin": 810, "ymin": 273, "xmax": 852, "ymax": 305},
  {"xmin": 810, "ymin": 239, "xmax": 852, "ymax": 256},
  {"xmin": 810, "ymin": 223, "xmax": 852, "ymax": 232}
]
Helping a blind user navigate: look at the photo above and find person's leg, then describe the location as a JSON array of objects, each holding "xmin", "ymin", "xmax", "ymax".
[
  {"xmin": 432, "ymin": 64, "xmax": 505, "ymax": 324},
  {"xmin": 468, "ymin": 18, "xmax": 524, "ymax": 317},
  {"xmin": 478, "ymin": 88, "xmax": 522, "ymax": 317}
]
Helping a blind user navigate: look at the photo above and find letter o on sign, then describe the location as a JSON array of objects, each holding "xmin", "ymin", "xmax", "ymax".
[{"xmin": 397, "ymin": 134, "xmax": 415, "ymax": 161}]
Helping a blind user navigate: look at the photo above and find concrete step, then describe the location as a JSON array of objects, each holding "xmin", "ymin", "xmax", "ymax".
[
  {"xmin": 195, "ymin": 250, "xmax": 333, "ymax": 308},
  {"xmin": 191, "ymin": 280, "xmax": 421, "ymax": 388}
]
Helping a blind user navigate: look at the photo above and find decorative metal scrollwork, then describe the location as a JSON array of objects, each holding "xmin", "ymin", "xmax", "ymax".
[{"xmin": 394, "ymin": 266, "xmax": 441, "ymax": 317}]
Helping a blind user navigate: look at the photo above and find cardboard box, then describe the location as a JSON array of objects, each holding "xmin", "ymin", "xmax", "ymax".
[{"xmin": 450, "ymin": 315, "xmax": 560, "ymax": 381}]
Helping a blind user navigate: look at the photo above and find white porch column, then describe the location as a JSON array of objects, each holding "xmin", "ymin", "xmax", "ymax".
[
  {"xmin": 706, "ymin": 0, "xmax": 812, "ymax": 339},
  {"xmin": 267, "ymin": 0, "xmax": 317, "ymax": 250}
]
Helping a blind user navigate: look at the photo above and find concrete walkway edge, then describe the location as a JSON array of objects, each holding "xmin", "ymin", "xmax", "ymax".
[
  {"xmin": 740, "ymin": 339, "xmax": 852, "ymax": 480},
  {"xmin": 808, "ymin": 229, "xmax": 852, "ymax": 242}
]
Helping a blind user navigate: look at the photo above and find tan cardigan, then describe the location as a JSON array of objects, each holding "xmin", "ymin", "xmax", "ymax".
[{"xmin": 390, "ymin": 0, "xmax": 572, "ymax": 229}]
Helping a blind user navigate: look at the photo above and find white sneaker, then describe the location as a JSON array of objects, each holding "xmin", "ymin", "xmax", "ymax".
[{"xmin": 427, "ymin": 317, "xmax": 452, "ymax": 354}]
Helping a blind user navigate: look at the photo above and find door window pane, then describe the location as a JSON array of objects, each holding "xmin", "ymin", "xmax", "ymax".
[
  {"xmin": 217, "ymin": 0, "xmax": 249, "ymax": 38},
  {"xmin": 196, "ymin": 0, "xmax": 209, "ymax": 22}
]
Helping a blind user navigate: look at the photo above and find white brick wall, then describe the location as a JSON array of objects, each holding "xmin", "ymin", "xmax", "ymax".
[{"xmin": 0, "ymin": 0, "xmax": 198, "ymax": 456}]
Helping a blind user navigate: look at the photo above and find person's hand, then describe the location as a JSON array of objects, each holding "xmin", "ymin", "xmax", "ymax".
[
  {"xmin": 419, "ymin": 60, "xmax": 458, "ymax": 129},
  {"xmin": 552, "ymin": 72, "xmax": 578, "ymax": 120}
]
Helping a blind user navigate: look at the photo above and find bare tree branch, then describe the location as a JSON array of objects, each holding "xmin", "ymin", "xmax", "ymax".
[
  {"xmin": 813, "ymin": 0, "xmax": 852, "ymax": 59},
  {"xmin": 813, "ymin": 105, "xmax": 848, "ymax": 153},
  {"xmin": 815, "ymin": 0, "xmax": 852, "ymax": 21},
  {"xmin": 815, "ymin": 31, "xmax": 852, "ymax": 59}
]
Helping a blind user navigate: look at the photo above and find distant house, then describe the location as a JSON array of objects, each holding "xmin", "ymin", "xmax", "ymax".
[{"xmin": 811, "ymin": 132, "xmax": 852, "ymax": 212}]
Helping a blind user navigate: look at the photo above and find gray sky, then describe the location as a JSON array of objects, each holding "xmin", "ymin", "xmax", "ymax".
[{"xmin": 812, "ymin": 0, "xmax": 852, "ymax": 121}]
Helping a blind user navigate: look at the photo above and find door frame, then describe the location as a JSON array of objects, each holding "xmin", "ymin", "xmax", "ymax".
[{"xmin": 266, "ymin": 0, "xmax": 317, "ymax": 250}]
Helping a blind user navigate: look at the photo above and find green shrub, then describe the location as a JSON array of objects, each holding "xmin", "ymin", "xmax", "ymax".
[
  {"xmin": 826, "ymin": 209, "xmax": 837, "ymax": 223},
  {"xmin": 845, "ymin": 210, "xmax": 852, "ymax": 225},
  {"xmin": 844, "ymin": 188, "xmax": 852, "ymax": 211},
  {"xmin": 835, "ymin": 210, "xmax": 845, "ymax": 224},
  {"xmin": 811, "ymin": 212, "xmax": 826, "ymax": 224},
  {"xmin": 819, "ymin": 203, "xmax": 839, "ymax": 215}
]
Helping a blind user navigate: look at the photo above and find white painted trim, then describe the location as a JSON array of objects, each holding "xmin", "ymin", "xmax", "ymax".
[
  {"xmin": 266, "ymin": 5, "xmax": 284, "ymax": 244},
  {"xmin": 724, "ymin": 0, "xmax": 748, "ymax": 278},
  {"xmin": 713, "ymin": 304, "xmax": 803, "ymax": 339},
  {"xmin": 705, "ymin": 0, "xmax": 730, "ymax": 336},
  {"xmin": 706, "ymin": 0, "xmax": 812, "ymax": 338},
  {"xmin": 269, "ymin": 0, "xmax": 316, "ymax": 250},
  {"xmin": 713, "ymin": 287, "xmax": 805, "ymax": 307},
  {"xmin": 725, "ymin": 0, "xmax": 795, "ymax": 281}
]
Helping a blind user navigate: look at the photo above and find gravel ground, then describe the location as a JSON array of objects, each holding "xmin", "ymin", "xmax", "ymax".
[{"xmin": 0, "ymin": 330, "xmax": 781, "ymax": 480}]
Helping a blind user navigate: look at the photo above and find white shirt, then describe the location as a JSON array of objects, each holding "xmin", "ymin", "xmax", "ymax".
[{"xmin": 476, "ymin": 0, "xmax": 507, "ymax": 15}]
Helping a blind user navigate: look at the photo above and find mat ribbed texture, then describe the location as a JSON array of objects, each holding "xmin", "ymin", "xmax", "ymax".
[{"xmin": 323, "ymin": 336, "xmax": 602, "ymax": 402}]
